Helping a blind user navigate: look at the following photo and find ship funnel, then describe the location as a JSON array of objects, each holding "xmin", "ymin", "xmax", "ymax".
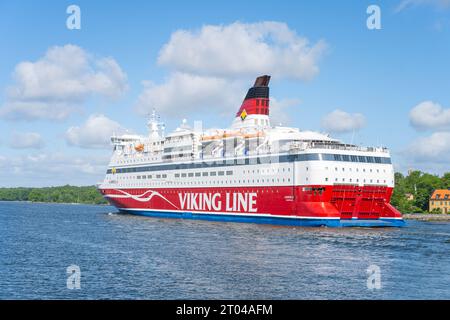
[{"xmin": 232, "ymin": 75, "xmax": 271, "ymax": 129}]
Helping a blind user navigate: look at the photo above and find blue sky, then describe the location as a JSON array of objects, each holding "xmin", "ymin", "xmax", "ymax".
[{"xmin": 0, "ymin": 0, "xmax": 449, "ymax": 187}]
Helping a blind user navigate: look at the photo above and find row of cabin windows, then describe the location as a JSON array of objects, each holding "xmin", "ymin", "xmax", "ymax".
[
  {"xmin": 328, "ymin": 177, "xmax": 387, "ymax": 184},
  {"xmin": 331, "ymin": 167, "xmax": 385, "ymax": 173},
  {"xmin": 123, "ymin": 168, "xmax": 293, "ymax": 180},
  {"xmin": 137, "ymin": 174, "xmax": 167, "ymax": 179},
  {"xmin": 125, "ymin": 178, "xmax": 292, "ymax": 186},
  {"xmin": 243, "ymin": 167, "xmax": 290, "ymax": 174},
  {"xmin": 174, "ymin": 170, "xmax": 233, "ymax": 178},
  {"xmin": 115, "ymin": 176, "xmax": 292, "ymax": 185}
]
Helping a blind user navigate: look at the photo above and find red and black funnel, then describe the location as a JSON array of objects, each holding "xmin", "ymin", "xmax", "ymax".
[{"xmin": 236, "ymin": 75, "xmax": 271, "ymax": 119}]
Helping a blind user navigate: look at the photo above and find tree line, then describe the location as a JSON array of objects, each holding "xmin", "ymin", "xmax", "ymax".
[
  {"xmin": 391, "ymin": 171, "xmax": 450, "ymax": 213},
  {"xmin": 0, "ymin": 185, "xmax": 108, "ymax": 205}
]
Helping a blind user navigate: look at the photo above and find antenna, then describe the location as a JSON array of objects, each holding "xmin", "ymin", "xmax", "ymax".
[{"xmin": 147, "ymin": 108, "xmax": 165, "ymax": 139}]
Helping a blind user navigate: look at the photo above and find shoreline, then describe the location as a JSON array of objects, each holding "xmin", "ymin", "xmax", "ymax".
[
  {"xmin": 0, "ymin": 200, "xmax": 109, "ymax": 206},
  {"xmin": 403, "ymin": 213, "xmax": 450, "ymax": 221}
]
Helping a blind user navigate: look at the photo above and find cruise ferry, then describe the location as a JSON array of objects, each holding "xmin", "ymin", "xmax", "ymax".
[{"xmin": 98, "ymin": 75, "xmax": 404, "ymax": 227}]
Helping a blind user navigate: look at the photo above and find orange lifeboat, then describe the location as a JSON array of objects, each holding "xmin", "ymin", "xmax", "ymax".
[{"xmin": 134, "ymin": 143, "xmax": 144, "ymax": 152}]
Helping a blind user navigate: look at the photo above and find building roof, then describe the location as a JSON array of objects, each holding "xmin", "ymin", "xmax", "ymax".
[{"xmin": 430, "ymin": 189, "xmax": 450, "ymax": 200}]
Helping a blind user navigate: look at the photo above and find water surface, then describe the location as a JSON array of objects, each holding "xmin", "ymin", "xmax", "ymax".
[{"xmin": 0, "ymin": 201, "xmax": 449, "ymax": 299}]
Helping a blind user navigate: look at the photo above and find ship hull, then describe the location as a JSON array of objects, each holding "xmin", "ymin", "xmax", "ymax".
[{"xmin": 99, "ymin": 185, "xmax": 405, "ymax": 228}]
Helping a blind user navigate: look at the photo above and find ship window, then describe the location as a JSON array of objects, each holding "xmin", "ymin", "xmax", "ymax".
[
  {"xmin": 256, "ymin": 99, "xmax": 260, "ymax": 106},
  {"xmin": 226, "ymin": 170, "xmax": 233, "ymax": 175},
  {"xmin": 175, "ymin": 173, "xmax": 180, "ymax": 178},
  {"xmin": 188, "ymin": 173, "xmax": 194, "ymax": 177},
  {"xmin": 202, "ymin": 172, "xmax": 208, "ymax": 176},
  {"xmin": 162, "ymin": 174, "xmax": 167, "ymax": 178},
  {"xmin": 195, "ymin": 172, "xmax": 201, "ymax": 177},
  {"xmin": 256, "ymin": 108, "xmax": 259, "ymax": 114},
  {"xmin": 218, "ymin": 171, "xmax": 225, "ymax": 176},
  {"xmin": 156, "ymin": 174, "xmax": 161, "ymax": 178},
  {"xmin": 367, "ymin": 156, "xmax": 375, "ymax": 163},
  {"xmin": 358, "ymin": 156, "xmax": 366, "ymax": 162},
  {"xmin": 351, "ymin": 155, "xmax": 358, "ymax": 162},
  {"xmin": 181, "ymin": 173, "xmax": 187, "ymax": 177},
  {"xmin": 342, "ymin": 155, "xmax": 350, "ymax": 161},
  {"xmin": 210, "ymin": 172, "xmax": 217, "ymax": 176},
  {"xmin": 334, "ymin": 154, "xmax": 342, "ymax": 161}
]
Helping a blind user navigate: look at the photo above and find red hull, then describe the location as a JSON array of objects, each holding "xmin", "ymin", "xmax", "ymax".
[{"xmin": 99, "ymin": 184, "xmax": 402, "ymax": 221}]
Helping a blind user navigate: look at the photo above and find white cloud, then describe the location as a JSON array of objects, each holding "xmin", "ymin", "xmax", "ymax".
[
  {"xmin": 409, "ymin": 101, "xmax": 450, "ymax": 130},
  {"xmin": 321, "ymin": 109, "xmax": 366, "ymax": 133},
  {"xmin": 136, "ymin": 22, "xmax": 325, "ymax": 123},
  {"xmin": 405, "ymin": 131, "xmax": 450, "ymax": 162},
  {"xmin": 9, "ymin": 132, "xmax": 45, "ymax": 149},
  {"xmin": 269, "ymin": 98, "xmax": 301, "ymax": 126},
  {"xmin": 135, "ymin": 72, "xmax": 243, "ymax": 117},
  {"xmin": 66, "ymin": 114, "xmax": 129, "ymax": 149},
  {"xmin": 158, "ymin": 21, "xmax": 326, "ymax": 80},
  {"xmin": 0, "ymin": 44, "xmax": 127, "ymax": 121},
  {"xmin": 395, "ymin": 0, "xmax": 450, "ymax": 12},
  {"xmin": 0, "ymin": 152, "xmax": 110, "ymax": 187}
]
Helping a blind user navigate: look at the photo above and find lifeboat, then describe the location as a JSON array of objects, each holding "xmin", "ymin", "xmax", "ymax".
[
  {"xmin": 201, "ymin": 129, "xmax": 264, "ymax": 141},
  {"xmin": 134, "ymin": 143, "xmax": 145, "ymax": 152}
]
